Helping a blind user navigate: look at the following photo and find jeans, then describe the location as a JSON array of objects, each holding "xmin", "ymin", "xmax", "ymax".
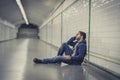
[
  {"xmin": 57, "ymin": 43, "xmax": 73, "ymax": 56},
  {"xmin": 42, "ymin": 43, "xmax": 81, "ymax": 65},
  {"xmin": 42, "ymin": 56, "xmax": 73, "ymax": 64}
]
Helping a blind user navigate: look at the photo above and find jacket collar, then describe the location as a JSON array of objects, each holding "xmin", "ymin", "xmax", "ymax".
[{"xmin": 78, "ymin": 40, "xmax": 86, "ymax": 44}]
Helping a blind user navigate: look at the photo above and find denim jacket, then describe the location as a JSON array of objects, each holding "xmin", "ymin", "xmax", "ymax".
[
  {"xmin": 67, "ymin": 36, "xmax": 87, "ymax": 61},
  {"xmin": 71, "ymin": 40, "xmax": 87, "ymax": 61},
  {"xmin": 67, "ymin": 36, "xmax": 78, "ymax": 48}
]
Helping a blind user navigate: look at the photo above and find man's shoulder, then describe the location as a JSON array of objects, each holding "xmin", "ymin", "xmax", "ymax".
[{"xmin": 78, "ymin": 42, "xmax": 86, "ymax": 47}]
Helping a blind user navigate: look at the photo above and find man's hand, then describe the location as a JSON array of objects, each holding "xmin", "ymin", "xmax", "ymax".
[{"xmin": 64, "ymin": 55, "xmax": 71, "ymax": 60}]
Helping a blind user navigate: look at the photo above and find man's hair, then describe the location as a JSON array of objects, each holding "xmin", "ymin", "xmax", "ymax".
[{"xmin": 79, "ymin": 31, "xmax": 86, "ymax": 40}]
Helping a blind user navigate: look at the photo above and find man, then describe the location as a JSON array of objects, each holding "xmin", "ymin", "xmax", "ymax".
[{"xmin": 33, "ymin": 31, "xmax": 87, "ymax": 65}]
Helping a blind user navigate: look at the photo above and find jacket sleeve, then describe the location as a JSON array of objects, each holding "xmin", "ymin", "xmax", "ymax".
[
  {"xmin": 66, "ymin": 36, "xmax": 76, "ymax": 46},
  {"xmin": 71, "ymin": 44, "xmax": 86, "ymax": 61}
]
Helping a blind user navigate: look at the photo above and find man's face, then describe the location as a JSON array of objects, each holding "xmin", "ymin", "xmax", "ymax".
[{"xmin": 76, "ymin": 32, "xmax": 81, "ymax": 40}]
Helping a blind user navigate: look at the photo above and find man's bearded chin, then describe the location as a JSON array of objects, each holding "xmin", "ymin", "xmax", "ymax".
[{"xmin": 76, "ymin": 37, "xmax": 79, "ymax": 41}]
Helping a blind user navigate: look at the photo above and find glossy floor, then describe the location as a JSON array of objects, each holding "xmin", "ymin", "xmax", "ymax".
[{"xmin": 0, "ymin": 39, "xmax": 119, "ymax": 80}]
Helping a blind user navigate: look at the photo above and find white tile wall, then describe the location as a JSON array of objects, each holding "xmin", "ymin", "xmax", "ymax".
[
  {"xmin": 90, "ymin": 0, "xmax": 120, "ymax": 74},
  {"xmin": 90, "ymin": 55, "xmax": 120, "ymax": 74},
  {"xmin": 40, "ymin": 14, "xmax": 62, "ymax": 47},
  {"xmin": 51, "ymin": 14, "xmax": 61, "ymax": 47},
  {"xmin": 0, "ymin": 20, "xmax": 17, "ymax": 41},
  {"xmin": 40, "ymin": 0, "xmax": 77, "ymax": 28},
  {"xmin": 62, "ymin": 0, "xmax": 89, "ymax": 43},
  {"xmin": 46, "ymin": 22, "xmax": 53, "ymax": 43},
  {"xmin": 41, "ymin": 26, "xmax": 47, "ymax": 41}
]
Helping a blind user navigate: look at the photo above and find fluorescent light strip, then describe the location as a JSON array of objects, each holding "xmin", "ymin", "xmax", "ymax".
[{"xmin": 16, "ymin": 0, "xmax": 29, "ymax": 25}]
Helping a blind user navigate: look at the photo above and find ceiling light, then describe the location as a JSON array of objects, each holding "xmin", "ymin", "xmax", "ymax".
[{"xmin": 16, "ymin": 0, "xmax": 29, "ymax": 25}]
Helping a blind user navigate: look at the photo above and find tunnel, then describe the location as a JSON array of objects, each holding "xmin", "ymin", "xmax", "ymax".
[
  {"xmin": 0, "ymin": 0, "xmax": 120, "ymax": 80},
  {"xmin": 17, "ymin": 23, "xmax": 39, "ymax": 39}
]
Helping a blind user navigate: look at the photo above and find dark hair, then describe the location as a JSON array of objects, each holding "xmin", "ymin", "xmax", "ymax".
[{"xmin": 79, "ymin": 31, "xmax": 86, "ymax": 40}]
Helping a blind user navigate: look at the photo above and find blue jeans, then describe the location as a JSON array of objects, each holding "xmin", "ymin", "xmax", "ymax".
[
  {"xmin": 42, "ymin": 56, "xmax": 73, "ymax": 64},
  {"xmin": 42, "ymin": 43, "xmax": 81, "ymax": 65},
  {"xmin": 57, "ymin": 43, "xmax": 73, "ymax": 56}
]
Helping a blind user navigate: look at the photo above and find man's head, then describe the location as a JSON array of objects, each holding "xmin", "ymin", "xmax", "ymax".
[{"xmin": 76, "ymin": 31, "xmax": 86, "ymax": 41}]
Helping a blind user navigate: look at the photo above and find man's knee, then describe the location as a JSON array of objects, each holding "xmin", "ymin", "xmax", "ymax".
[{"xmin": 62, "ymin": 42, "xmax": 68, "ymax": 47}]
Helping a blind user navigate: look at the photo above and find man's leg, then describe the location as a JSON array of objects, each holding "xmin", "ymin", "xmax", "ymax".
[
  {"xmin": 33, "ymin": 43, "xmax": 73, "ymax": 64},
  {"xmin": 57, "ymin": 43, "xmax": 73, "ymax": 56},
  {"xmin": 42, "ymin": 56, "xmax": 73, "ymax": 64}
]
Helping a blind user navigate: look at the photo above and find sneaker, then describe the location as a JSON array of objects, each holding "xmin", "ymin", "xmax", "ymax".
[{"xmin": 33, "ymin": 58, "xmax": 42, "ymax": 64}]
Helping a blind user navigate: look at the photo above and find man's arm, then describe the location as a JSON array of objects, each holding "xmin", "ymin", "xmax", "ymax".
[
  {"xmin": 66, "ymin": 36, "xmax": 76, "ymax": 46},
  {"xmin": 71, "ymin": 44, "xmax": 86, "ymax": 61}
]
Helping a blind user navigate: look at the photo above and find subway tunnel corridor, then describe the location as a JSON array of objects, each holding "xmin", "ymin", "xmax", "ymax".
[{"xmin": 0, "ymin": 0, "xmax": 120, "ymax": 80}]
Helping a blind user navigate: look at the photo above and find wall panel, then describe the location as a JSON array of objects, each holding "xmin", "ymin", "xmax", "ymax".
[
  {"xmin": 62, "ymin": 0, "xmax": 89, "ymax": 41},
  {"xmin": 0, "ymin": 19, "xmax": 16, "ymax": 41},
  {"xmin": 52, "ymin": 14, "xmax": 61, "ymax": 47},
  {"xmin": 90, "ymin": 0, "xmax": 120, "ymax": 74},
  {"xmin": 46, "ymin": 22, "xmax": 53, "ymax": 43}
]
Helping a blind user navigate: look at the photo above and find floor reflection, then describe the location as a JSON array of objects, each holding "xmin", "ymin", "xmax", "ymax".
[
  {"xmin": 23, "ymin": 64, "xmax": 86, "ymax": 80},
  {"xmin": 61, "ymin": 65, "xmax": 86, "ymax": 80}
]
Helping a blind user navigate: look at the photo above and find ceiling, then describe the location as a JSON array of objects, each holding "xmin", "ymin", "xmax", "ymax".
[{"xmin": 0, "ymin": 0, "xmax": 64, "ymax": 27}]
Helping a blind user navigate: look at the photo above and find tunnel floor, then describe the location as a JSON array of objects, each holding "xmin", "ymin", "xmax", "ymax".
[{"xmin": 0, "ymin": 39, "xmax": 119, "ymax": 80}]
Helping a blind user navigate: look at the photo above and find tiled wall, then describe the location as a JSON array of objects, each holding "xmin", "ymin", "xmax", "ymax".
[
  {"xmin": 90, "ymin": 0, "xmax": 120, "ymax": 75},
  {"xmin": 62, "ymin": 0, "xmax": 89, "ymax": 45},
  {"xmin": 0, "ymin": 19, "xmax": 17, "ymax": 41},
  {"xmin": 40, "ymin": 14, "xmax": 62, "ymax": 47},
  {"xmin": 39, "ymin": 0, "xmax": 120, "ymax": 76}
]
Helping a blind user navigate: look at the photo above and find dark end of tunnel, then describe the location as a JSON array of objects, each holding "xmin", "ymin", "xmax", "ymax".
[{"xmin": 17, "ymin": 23, "xmax": 40, "ymax": 39}]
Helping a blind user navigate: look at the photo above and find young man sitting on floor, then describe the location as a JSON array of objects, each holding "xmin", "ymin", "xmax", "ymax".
[{"xmin": 33, "ymin": 31, "xmax": 87, "ymax": 65}]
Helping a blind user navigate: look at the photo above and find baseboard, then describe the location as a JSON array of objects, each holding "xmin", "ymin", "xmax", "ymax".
[{"xmin": 0, "ymin": 38, "xmax": 16, "ymax": 43}]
